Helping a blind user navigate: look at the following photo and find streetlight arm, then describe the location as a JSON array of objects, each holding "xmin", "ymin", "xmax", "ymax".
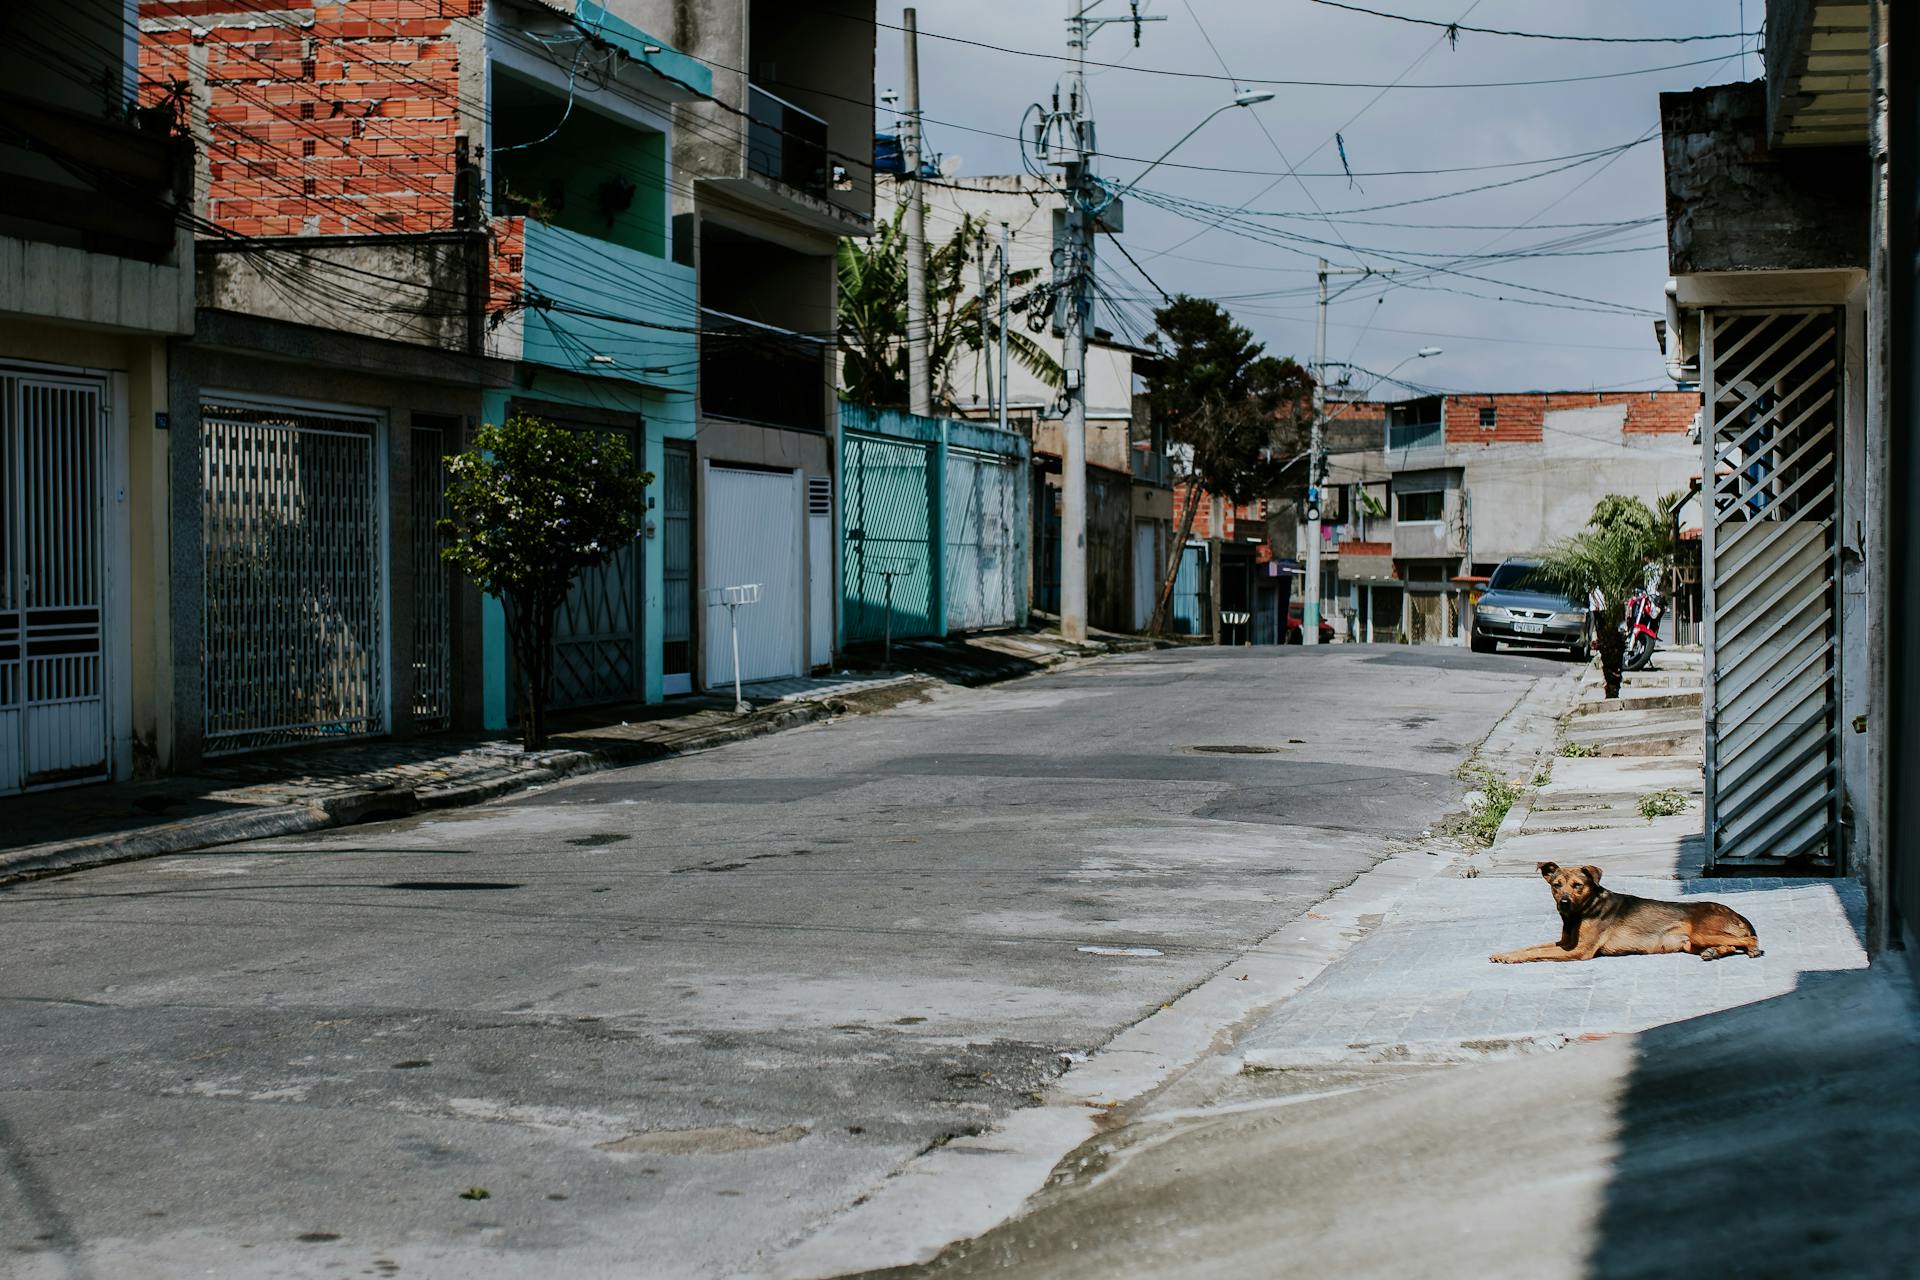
[{"xmin": 1109, "ymin": 103, "xmax": 1234, "ymax": 199}]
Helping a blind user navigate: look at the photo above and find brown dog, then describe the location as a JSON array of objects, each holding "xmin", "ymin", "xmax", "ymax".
[{"xmin": 1490, "ymin": 862, "xmax": 1762, "ymax": 963}]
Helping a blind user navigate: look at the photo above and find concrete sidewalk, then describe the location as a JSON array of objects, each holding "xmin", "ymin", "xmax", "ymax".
[{"xmin": 0, "ymin": 628, "xmax": 1156, "ymax": 885}]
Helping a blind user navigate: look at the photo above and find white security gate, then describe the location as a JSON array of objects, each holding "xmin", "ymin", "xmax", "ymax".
[
  {"xmin": 0, "ymin": 372, "xmax": 109, "ymax": 790},
  {"xmin": 943, "ymin": 447, "xmax": 1021, "ymax": 632},
  {"xmin": 1701, "ymin": 308, "xmax": 1842, "ymax": 869},
  {"xmin": 202, "ymin": 399, "xmax": 386, "ymax": 754},
  {"xmin": 549, "ymin": 421, "xmax": 642, "ymax": 710},
  {"xmin": 704, "ymin": 464, "xmax": 803, "ymax": 684},
  {"xmin": 1133, "ymin": 520, "xmax": 1158, "ymax": 631}
]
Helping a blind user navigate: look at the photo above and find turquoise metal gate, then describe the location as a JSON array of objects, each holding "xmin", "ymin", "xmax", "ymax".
[{"xmin": 839, "ymin": 406, "xmax": 1029, "ymax": 647}]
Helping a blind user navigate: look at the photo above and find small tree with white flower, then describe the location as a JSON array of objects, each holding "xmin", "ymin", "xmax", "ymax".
[{"xmin": 440, "ymin": 414, "xmax": 650, "ymax": 750}]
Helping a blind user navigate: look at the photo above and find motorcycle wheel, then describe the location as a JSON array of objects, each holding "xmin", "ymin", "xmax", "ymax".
[{"xmin": 1626, "ymin": 634, "xmax": 1655, "ymax": 671}]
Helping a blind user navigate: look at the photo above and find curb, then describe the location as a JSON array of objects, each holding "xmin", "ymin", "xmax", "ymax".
[{"xmin": 0, "ymin": 694, "xmax": 861, "ymax": 888}]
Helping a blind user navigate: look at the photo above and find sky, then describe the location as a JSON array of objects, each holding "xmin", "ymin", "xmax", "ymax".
[{"xmin": 870, "ymin": 0, "xmax": 1761, "ymax": 397}]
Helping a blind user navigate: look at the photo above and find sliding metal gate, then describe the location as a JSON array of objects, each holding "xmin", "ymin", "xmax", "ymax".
[
  {"xmin": 1700, "ymin": 308, "xmax": 1843, "ymax": 870},
  {"xmin": 202, "ymin": 400, "xmax": 386, "ymax": 754},
  {"xmin": 944, "ymin": 447, "xmax": 1021, "ymax": 632},
  {"xmin": 0, "ymin": 371, "xmax": 109, "ymax": 791}
]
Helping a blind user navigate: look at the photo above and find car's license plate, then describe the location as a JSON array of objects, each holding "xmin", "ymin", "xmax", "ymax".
[{"xmin": 1515, "ymin": 622, "xmax": 1545, "ymax": 635}]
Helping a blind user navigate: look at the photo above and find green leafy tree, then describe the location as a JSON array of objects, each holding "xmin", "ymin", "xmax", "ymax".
[
  {"xmin": 440, "ymin": 415, "xmax": 650, "ymax": 750},
  {"xmin": 1140, "ymin": 295, "xmax": 1314, "ymax": 636},
  {"xmin": 1531, "ymin": 493, "xmax": 1671, "ymax": 698},
  {"xmin": 837, "ymin": 205, "xmax": 1063, "ymax": 409}
]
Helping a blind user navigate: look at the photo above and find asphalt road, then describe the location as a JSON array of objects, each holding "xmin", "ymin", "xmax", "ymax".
[{"xmin": 0, "ymin": 644, "xmax": 1559, "ymax": 1279}]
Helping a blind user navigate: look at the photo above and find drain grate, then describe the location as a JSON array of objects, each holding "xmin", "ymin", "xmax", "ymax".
[{"xmin": 1189, "ymin": 744, "xmax": 1282, "ymax": 755}]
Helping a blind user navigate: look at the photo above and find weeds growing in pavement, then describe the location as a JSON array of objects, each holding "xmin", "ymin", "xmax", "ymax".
[
  {"xmin": 1559, "ymin": 741, "xmax": 1598, "ymax": 758},
  {"xmin": 1638, "ymin": 788, "xmax": 1688, "ymax": 820},
  {"xmin": 1451, "ymin": 769, "xmax": 1523, "ymax": 846}
]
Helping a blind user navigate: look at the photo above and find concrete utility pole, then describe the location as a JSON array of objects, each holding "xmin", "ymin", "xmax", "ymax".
[
  {"xmin": 1305, "ymin": 257, "xmax": 1377, "ymax": 645},
  {"xmin": 902, "ymin": 8, "xmax": 931, "ymax": 416},
  {"xmin": 997, "ymin": 221, "xmax": 1010, "ymax": 435},
  {"xmin": 1306, "ymin": 259, "xmax": 1329, "ymax": 646}
]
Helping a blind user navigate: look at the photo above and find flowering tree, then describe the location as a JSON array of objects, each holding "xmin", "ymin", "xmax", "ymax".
[{"xmin": 440, "ymin": 415, "xmax": 649, "ymax": 749}]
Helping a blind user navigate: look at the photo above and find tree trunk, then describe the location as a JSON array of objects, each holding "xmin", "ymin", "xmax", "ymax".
[
  {"xmin": 1147, "ymin": 477, "xmax": 1204, "ymax": 637},
  {"xmin": 1596, "ymin": 594, "xmax": 1626, "ymax": 699}
]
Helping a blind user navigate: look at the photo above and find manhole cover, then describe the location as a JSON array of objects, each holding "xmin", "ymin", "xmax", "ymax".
[{"xmin": 1190, "ymin": 744, "xmax": 1282, "ymax": 755}]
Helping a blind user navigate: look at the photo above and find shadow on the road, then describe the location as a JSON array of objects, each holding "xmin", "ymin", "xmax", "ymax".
[
  {"xmin": 1583, "ymin": 967, "xmax": 1920, "ymax": 1280},
  {"xmin": 0, "ymin": 1110, "xmax": 95, "ymax": 1280}
]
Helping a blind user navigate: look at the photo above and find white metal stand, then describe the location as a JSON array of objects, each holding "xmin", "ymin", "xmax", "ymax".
[{"xmin": 704, "ymin": 583, "xmax": 762, "ymax": 712}]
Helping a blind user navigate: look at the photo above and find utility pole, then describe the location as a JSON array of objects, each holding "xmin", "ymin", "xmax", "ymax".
[
  {"xmin": 902, "ymin": 8, "xmax": 931, "ymax": 416},
  {"xmin": 997, "ymin": 221, "xmax": 1010, "ymax": 435},
  {"xmin": 1044, "ymin": 1, "xmax": 1162, "ymax": 641},
  {"xmin": 977, "ymin": 229, "xmax": 993, "ymax": 416},
  {"xmin": 1305, "ymin": 257, "xmax": 1375, "ymax": 645}
]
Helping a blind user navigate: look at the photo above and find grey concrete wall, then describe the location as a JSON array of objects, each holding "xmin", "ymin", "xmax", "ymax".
[
  {"xmin": 1662, "ymin": 81, "xmax": 1868, "ymax": 275},
  {"xmin": 197, "ymin": 237, "xmax": 484, "ymax": 355}
]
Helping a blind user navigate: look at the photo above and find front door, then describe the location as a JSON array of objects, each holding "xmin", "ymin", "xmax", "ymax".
[{"xmin": 0, "ymin": 371, "xmax": 109, "ymax": 791}]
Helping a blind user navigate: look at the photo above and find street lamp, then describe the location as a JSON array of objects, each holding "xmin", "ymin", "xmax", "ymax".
[
  {"xmin": 1111, "ymin": 90, "xmax": 1275, "ymax": 198},
  {"xmin": 1058, "ymin": 87, "xmax": 1272, "ymax": 643}
]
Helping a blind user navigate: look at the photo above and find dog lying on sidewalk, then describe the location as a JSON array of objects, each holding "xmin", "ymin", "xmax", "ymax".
[{"xmin": 1490, "ymin": 861, "xmax": 1763, "ymax": 963}]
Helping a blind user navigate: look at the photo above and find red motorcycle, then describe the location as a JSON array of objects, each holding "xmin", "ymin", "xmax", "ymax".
[{"xmin": 1622, "ymin": 589, "xmax": 1664, "ymax": 671}]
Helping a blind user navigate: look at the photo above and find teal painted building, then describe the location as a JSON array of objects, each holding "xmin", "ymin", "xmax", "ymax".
[{"xmin": 480, "ymin": 12, "xmax": 710, "ymax": 728}]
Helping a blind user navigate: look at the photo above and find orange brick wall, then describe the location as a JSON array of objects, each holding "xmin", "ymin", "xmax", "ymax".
[
  {"xmin": 1173, "ymin": 483, "xmax": 1266, "ymax": 541},
  {"xmin": 1444, "ymin": 391, "xmax": 1701, "ymax": 446},
  {"xmin": 140, "ymin": 1, "xmax": 468, "ymax": 238}
]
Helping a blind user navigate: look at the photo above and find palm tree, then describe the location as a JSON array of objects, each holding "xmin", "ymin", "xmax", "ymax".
[
  {"xmin": 1532, "ymin": 494, "xmax": 1670, "ymax": 698},
  {"xmin": 837, "ymin": 207, "xmax": 1064, "ymax": 410}
]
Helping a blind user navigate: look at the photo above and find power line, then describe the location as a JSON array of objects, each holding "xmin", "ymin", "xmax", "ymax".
[
  {"xmin": 861, "ymin": 14, "xmax": 1756, "ymax": 88},
  {"xmin": 1309, "ymin": 2, "xmax": 1753, "ymax": 45}
]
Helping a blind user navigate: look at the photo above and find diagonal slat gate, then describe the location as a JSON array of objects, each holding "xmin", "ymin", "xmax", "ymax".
[
  {"xmin": 1701, "ymin": 308, "xmax": 1842, "ymax": 870},
  {"xmin": 944, "ymin": 447, "xmax": 1022, "ymax": 632},
  {"xmin": 841, "ymin": 430, "xmax": 935, "ymax": 645}
]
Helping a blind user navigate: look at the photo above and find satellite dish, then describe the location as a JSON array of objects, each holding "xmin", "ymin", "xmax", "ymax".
[{"xmin": 939, "ymin": 154, "xmax": 965, "ymax": 177}]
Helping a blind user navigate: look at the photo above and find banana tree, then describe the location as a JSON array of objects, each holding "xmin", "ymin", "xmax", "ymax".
[{"xmin": 837, "ymin": 206, "xmax": 1063, "ymax": 410}]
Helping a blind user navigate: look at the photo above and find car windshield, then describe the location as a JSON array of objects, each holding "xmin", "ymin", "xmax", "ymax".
[{"xmin": 1488, "ymin": 563, "xmax": 1575, "ymax": 605}]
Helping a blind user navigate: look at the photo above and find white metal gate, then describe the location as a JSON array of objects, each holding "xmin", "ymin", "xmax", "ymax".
[
  {"xmin": 1133, "ymin": 520, "xmax": 1157, "ymax": 631},
  {"xmin": 944, "ymin": 447, "xmax": 1021, "ymax": 632},
  {"xmin": 1701, "ymin": 308, "xmax": 1842, "ymax": 869},
  {"xmin": 202, "ymin": 399, "xmax": 386, "ymax": 754},
  {"xmin": 0, "ymin": 372, "xmax": 109, "ymax": 790},
  {"xmin": 704, "ymin": 464, "xmax": 803, "ymax": 684}
]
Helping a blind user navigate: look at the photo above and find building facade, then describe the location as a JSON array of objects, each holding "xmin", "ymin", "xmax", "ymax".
[
  {"xmin": 0, "ymin": 0, "xmax": 195, "ymax": 791},
  {"xmin": 1656, "ymin": 2, "xmax": 1905, "ymax": 957},
  {"xmin": 872, "ymin": 174, "xmax": 1173, "ymax": 633},
  {"xmin": 1320, "ymin": 390, "xmax": 1701, "ymax": 644}
]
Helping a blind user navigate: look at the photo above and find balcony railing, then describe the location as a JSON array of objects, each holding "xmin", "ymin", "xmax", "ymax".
[
  {"xmin": 701, "ymin": 310, "xmax": 828, "ymax": 430},
  {"xmin": 747, "ymin": 85, "xmax": 829, "ymax": 194},
  {"xmin": 0, "ymin": 91, "xmax": 188, "ymax": 263},
  {"xmin": 1387, "ymin": 420, "xmax": 1444, "ymax": 452}
]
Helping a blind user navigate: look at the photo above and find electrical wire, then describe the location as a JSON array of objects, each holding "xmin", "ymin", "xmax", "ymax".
[{"xmin": 1308, "ymin": 2, "xmax": 1753, "ymax": 45}]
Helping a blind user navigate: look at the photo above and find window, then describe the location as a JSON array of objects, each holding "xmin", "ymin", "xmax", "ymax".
[
  {"xmin": 1397, "ymin": 490, "xmax": 1444, "ymax": 522},
  {"xmin": 1479, "ymin": 406, "xmax": 1498, "ymax": 429}
]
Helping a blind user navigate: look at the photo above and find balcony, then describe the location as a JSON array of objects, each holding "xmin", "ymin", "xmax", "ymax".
[
  {"xmin": 0, "ymin": 91, "xmax": 194, "ymax": 333},
  {"xmin": 491, "ymin": 217, "xmax": 697, "ymax": 393},
  {"xmin": 747, "ymin": 85, "xmax": 830, "ymax": 195},
  {"xmin": 1387, "ymin": 419, "xmax": 1444, "ymax": 452},
  {"xmin": 701, "ymin": 310, "xmax": 828, "ymax": 431}
]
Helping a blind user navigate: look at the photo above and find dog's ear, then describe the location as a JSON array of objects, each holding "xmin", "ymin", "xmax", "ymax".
[
  {"xmin": 1580, "ymin": 864, "xmax": 1603, "ymax": 886},
  {"xmin": 1537, "ymin": 861, "xmax": 1559, "ymax": 878}
]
